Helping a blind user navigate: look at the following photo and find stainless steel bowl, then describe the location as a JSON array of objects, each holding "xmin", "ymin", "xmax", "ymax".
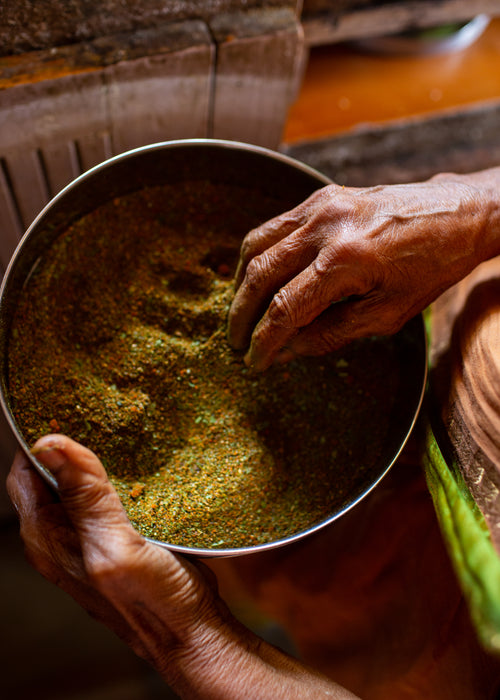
[{"xmin": 0, "ymin": 139, "xmax": 427, "ymax": 557}]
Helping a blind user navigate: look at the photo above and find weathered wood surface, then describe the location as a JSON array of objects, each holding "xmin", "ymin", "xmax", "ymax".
[
  {"xmin": 0, "ymin": 7, "xmax": 304, "ymax": 268},
  {"xmin": 430, "ymin": 255, "xmax": 500, "ymax": 551},
  {"xmin": 3, "ymin": 0, "xmax": 496, "ymax": 56},
  {"xmin": 0, "ymin": 0, "xmax": 297, "ymax": 56},
  {"xmin": 302, "ymin": 0, "xmax": 500, "ymax": 46},
  {"xmin": 105, "ymin": 42, "xmax": 213, "ymax": 154},
  {"xmin": 0, "ymin": 22, "xmax": 214, "ymax": 89},
  {"xmin": 0, "ymin": 20, "xmax": 213, "ymax": 269},
  {"xmin": 211, "ymin": 7, "xmax": 305, "ymax": 148}
]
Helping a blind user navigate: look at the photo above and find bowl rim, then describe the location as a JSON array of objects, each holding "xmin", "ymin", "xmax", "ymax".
[{"xmin": 0, "ymin": 138, "xmax": 428, "ymax": 558}]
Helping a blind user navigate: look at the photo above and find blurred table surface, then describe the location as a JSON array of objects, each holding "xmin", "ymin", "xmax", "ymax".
[{"xmin": 284, "ymin": 16, "xmax": 500, "ymax": 144}]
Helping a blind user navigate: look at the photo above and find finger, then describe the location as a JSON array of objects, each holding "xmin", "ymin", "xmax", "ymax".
[
  {"xmin": 30, "ymin": 435, "xmax": 214, "ymax": 631},
  {"xmin": 7, "ymin": 448, "xmax": 83, "ymax": 579},
  {"xmin": 243, "ymin": 256, "xmax": 369, "ymax": 372},
  {"xmin": 7, "ymin": 447, "xmax": 98, "ymax": 595},
  {"xmin": 228, "ymin": 227, "xmax": 319, "ymax": 350},
  {"xmin": 8, "ymin": 442, "xmax": 155, "ymax": 657},
  {"xmin": 9, "ymin": 442, "xmax": 105, "ymax": 582},
  {"xmin": 234, "ymin": 205, "xmax": 312, "ymax": 290},
  {"xmin": 281, "ymin": 299, "xmax": 380, "ymax": 359},
  {"xmin": 277, "ymin": 294, "xmax": 407, "ymax": 362},
  {"xmin": 234, "ymin": 185, "xmax": 339, "ymax": 290},
  {"xmin": 31, "ymin": 434, "xmax": 139, "ymax": 550},
  {"xmin": 7, "ymin": 448, "xmax": 58, "ymax": 517}
]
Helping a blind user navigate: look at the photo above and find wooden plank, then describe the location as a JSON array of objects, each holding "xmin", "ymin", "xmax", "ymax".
[
  {"xmin": 0, "ymin": 72, "xmax": 108, "ymax": 159},
  {"xmin": 1, "ymin": 1, "xmax": 291, "ymax": 56},
  {"xmin": 0, "ymin": 69, "xmax": 108, "ymax": 223},
  {"xmin": 210, "ymin": 7, "xmax": 305, "ymax": 149},
  {"xmin": 2, "ymin": 150, "xmax": 50, "ymax": 232},
  {"xmin": 0, "ymin": 19, "xmax": 213, "ymax": 232},
  {"xmin": 105, "ymin": 22, "xmax": 213, "ymax": 153},
  {"xmin": 0, "ymin": 162, "xmax": 24, "ymax": 271},
  {"xmin": 41, "ymin": 141, "xmax": 83, "ymax": 197},
  {"xmin": 302, "ymin": 0, "xmax": 500, "ymax": 46},
  {"xmin": 76, "ymin": 131, "xmax": 114, "ymax": 172}
]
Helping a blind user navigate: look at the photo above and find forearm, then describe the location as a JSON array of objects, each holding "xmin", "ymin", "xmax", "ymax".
[{"xmin": 161, "ymin": 613, "xmax": 359, "ymax": 700}]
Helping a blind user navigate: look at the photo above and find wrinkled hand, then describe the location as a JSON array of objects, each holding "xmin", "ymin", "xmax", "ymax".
[
  {"xmin": 228, "ymin": 176, "xmax": 491, "ymax": 371},
  {"xmin": 6, "ymin": 435, "xmax": 357, "ymax": 700},
  {"xmin": 6, "ymin": 435, "xmax": 226, "ymax": 684}
]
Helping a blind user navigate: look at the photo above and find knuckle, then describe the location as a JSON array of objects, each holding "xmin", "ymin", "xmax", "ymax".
[
  {"xmin": 315, "ymin": 325, "xmax": 345, "ymax": 353},
  {"xmin": 311, "ymin": 252, "xmax": 334, "ymax": 278},
  {"xmin": 85, "ymin": 533, "xmax": 146, "ymax": 593},
  {"xmin": 239, "ymin": 234, "xmax": 257, "ymax": 264},
  {"xmin": 62, "ymin": 482, "xmax": 105, "ymax": 517},
  {"xmin": 85, "ymin": 549, "xmax": 128, "ymax": 591},
  {"xmin": 243, "ymin": 254, "xmax": 268, "ymax": 292},
  {"xmin": 239, "ymin": 225, "xmax": 273, "ymax": 264},
  {"xmin": 267, "ymin": 288, "xmax": 296, "ymax": 328},
  {"xmin": 328, "ymin": 238, "xmax": 361, "ymax": 263}
]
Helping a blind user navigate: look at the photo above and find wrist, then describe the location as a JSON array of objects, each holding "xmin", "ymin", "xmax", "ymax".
[
  {"xmin": 430, "ymin": 168, "xmax": 500, "ymax": 265},
  {"xmin": 162, "ymin": 614, "xmax": 357, "ymax": 699}
]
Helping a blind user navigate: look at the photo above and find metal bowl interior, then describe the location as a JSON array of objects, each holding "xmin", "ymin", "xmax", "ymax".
[{"xmin": 0, "ymin": 139, "xmax": 427, "ymax": 557}]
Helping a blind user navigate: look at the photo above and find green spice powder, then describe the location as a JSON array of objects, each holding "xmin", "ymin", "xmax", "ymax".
[{"xmin": 8, "ymin": 181, "xmax": 399, "ymax": 549}]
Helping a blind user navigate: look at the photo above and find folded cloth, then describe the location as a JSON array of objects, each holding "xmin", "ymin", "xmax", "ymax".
[{"xmin": 426, "ymin": 254, "xmax": 500, "ymax": 655}]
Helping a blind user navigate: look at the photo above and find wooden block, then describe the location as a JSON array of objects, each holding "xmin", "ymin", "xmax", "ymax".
[
  {"xmin": 0, "ymin": 69, "xmax": 108, "ymax": 258},
  {"xmin": 1, "ymin": 149, "xmax": 50, "ymax": 233},
  {"xmin": 1, "ymin": 1, "xmax": 290, "ymax": 56},
  {"xmin": 0, "ymin": 20, "xmax": 213, "ymax": 262},
  {"xmin": 41, "ymin": 141, "xmax": 86, "ymax": 197},
  {"xmin": 210, "ymin": 7, "xmax": 305, "ymax": 149},
  {"xmin": 0, "ymin": 163, "xmax": 24, "ymax": 272},
  {"xmin": 105, "ymin": 21, "xmax": 213, "ymax": 153}
]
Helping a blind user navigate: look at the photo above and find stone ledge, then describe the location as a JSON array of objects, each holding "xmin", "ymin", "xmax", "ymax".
[
  {"xmin": 1, "ymin": 0, "xmax": 295, "ymax": 56},
  {"xmin": 284, "ymin": 99, "xmax": 500, "ymax": 186}
]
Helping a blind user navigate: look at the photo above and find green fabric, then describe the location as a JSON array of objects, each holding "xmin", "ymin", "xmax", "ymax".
[{"xmin": 423, "ymin": 418, "xmax": 500, "ymax": 655}]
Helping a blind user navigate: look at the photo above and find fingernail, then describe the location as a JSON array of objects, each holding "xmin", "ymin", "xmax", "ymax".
[
  {"xmin": 243, "ymin": 350, "xmax": 259, "ymax": 373},
  {"xmin": 244, "ymin": 349, "xmax": 270, "ymax": 374},
  {"xmin": 243, "ymin": 358, "xmax": 255, "ymax": 376},
  {"xmin": 31, "ymin": 437, "xmax": 65, "ymax": 471}
]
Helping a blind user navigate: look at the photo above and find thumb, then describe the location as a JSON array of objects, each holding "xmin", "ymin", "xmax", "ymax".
[{"xmin": 31, "ymin": 434, "xmax": 135, "ymax": 542}]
